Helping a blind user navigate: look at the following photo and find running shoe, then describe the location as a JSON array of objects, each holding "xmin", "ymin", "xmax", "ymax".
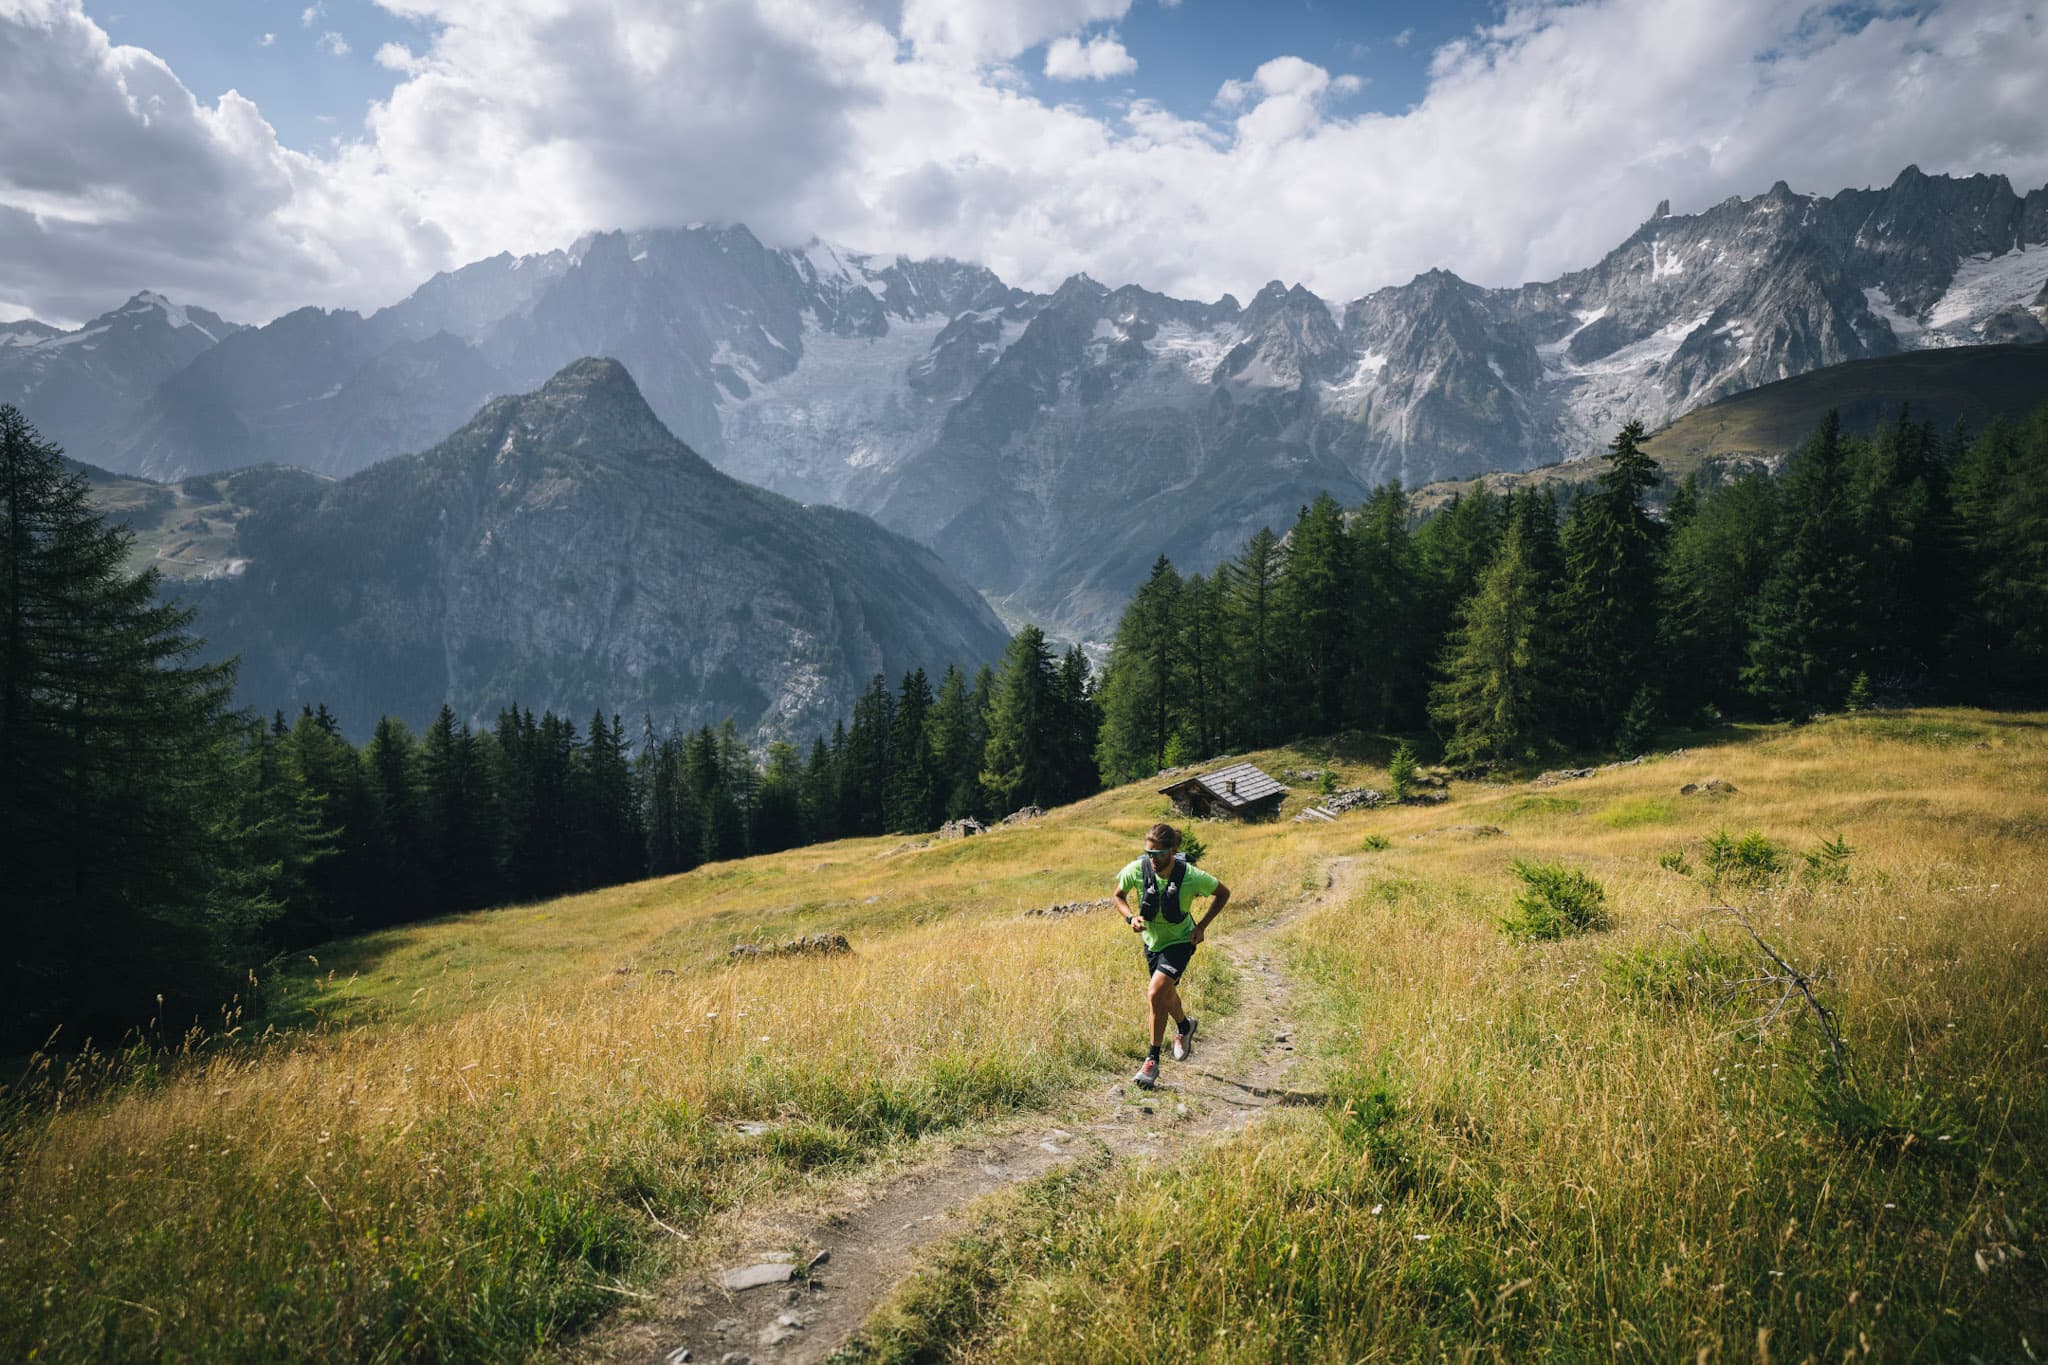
[
  {"xmin": 1133, "ymin": 1055, "xmax": 1159, "ymax": 1089},
  {"xmin": 1173, "ymin": 1017, "xmax": 1198, "ymax": 1061}
]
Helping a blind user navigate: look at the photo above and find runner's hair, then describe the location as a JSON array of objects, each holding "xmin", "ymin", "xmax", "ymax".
[{"xmin": 1146, "ymin": 822, "xmax": 1180, "ymax": 850}]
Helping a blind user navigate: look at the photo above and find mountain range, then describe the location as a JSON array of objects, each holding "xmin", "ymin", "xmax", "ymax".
[
  {"xmin": 156, "ymin": 359, "xmax": 1011, "ymax": 741},
  {"xmin": 12, "ymin": 165, "xmax": 2048, "ymax": 641}
]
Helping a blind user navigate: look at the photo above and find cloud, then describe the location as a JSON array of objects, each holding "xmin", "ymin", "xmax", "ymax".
[
  {"xmin": 3, "ymin": 0, "xmax": 2047, "ymax": 332},
  {"xmin": 374, "ymin": 41, "xmax": 424, "ymax": 73},
  {"xmin": 258, "ymin": 32, "xmax": 276, "ymax": 47},
  {"xmin": 317, "ymin": 30, "xmax": 351, "ymax": 57},
  {"xmin": 899, "ymin": 0, "xmax": 1133, "ymax": 65},
  {"xmin": 1392, "ymin": 27, "xmax": 1413, "ymax": 48},
  {"xmin": 300, "ymin": 4, "xmax": 322, "ymax": 26},
  {"xmin": 1044, "ymin": 30, "xmax": 1135, "ymax": 81}
]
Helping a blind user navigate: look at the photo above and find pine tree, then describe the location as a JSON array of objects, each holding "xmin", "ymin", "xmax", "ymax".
[
  {"xmin": 1944, "ymin": 407, "xmax": 2048, "ymax": 697},
  {"xmin": 1278, "ymin": 494, "xmax": 1359, "ymax": 734},
  {"xmin": 1657, "ymin": 471, "xmax": 1779, "ymax": 717},
  {"xmin": 1851, "ymin": 406, "xmax": 1948, "ymax": 691},
  {"xmin": 1094, "ymin": 556, "xmax": 1182, "ymax": 783},
  {"xmin": 1743, "ymin": 412, "xmax": 1866, "ymax": 717},
  {"xmin": 1053, "ymin": 644, "xmax": 1100, "ymax": 805},
  {"xmin": 239, "ymin": 711, "xmax": 333, "ymax": 949},
  {"xmin": 1173, "ymin": 571, "xmax": 1228, "ymax": 761},
  {"xmin": 1219, "ymin": 526, "xmax": 1285, "ymax": 747},
  {"xmin": 841, "ymin": 675, "xmax": 895, "ymax": 835},
  {"xmin": 282, "ymin": 704, "xmax": 373, "ymax": 941},
  {"xmin": 712, "ymin": 719, "xmax": 756, "ymax": 861},
  {"xmin": 1, "ymin": 404, "xmax": 275, "ymax": 1039},
  {"xmin": 422, "ymin": 705, "xmax": 502, "ymax": 912},
  {"xmin": 926, "ymin": 664, "xmax": 983, "ymax": 821},
  {"xmin": 798, "ymin": 732, "xmax": 838, "ymax": 844},
  {"xmin": 1352, "ymin": 483, "xmax": 1425, "ymax": 730},
  {"xmin": 1415, "ymin": 488, "xmax": 1504, "ymax": 634},
  {"xmin": 1429, "ymin": 516, "xmax": 1554, "ymax": 768},
  {"xmin": 755, "ymin": 740, "xmax": 804, "ymax": 853},
  {"xmin": 982, "ymin": 624, "xmax": 1058, "ymax": 812},
  {"xmin": 885, "ymin": 668, "xmax": 939, "ymax": 833},
  {"xmin": 361, "ymin": 716, "xmax": 429, "ymax": 925},
  {"xmin": 1555, "ymin": 420, "xmax": 1666, "ymax": 743},
  {"xmin": 582, "ymin": 710, "xmax": 643, "ymax": 886}
]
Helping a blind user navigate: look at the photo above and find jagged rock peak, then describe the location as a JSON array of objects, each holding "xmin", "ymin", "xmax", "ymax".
[
  {"xmin": 491, "ymin": 356, "xmax": 688, "ymax": 463},
  {"xmin": 1052, "ymin": 273, "xmax": 1111, "ymax": 303},
  {"xmin": 1652, "ymin": 198, "xmax": 1672, "ymax": 220}
]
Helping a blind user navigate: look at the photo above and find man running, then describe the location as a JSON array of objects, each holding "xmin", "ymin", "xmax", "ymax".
[{"xmin": 1114, "ymin": 821, "xmax": 1231, "ymax": 1089}]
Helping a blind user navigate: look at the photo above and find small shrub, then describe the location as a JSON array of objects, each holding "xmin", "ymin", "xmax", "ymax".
[
  {"xmin": 1656, "ymin": 847, "xmax": 1692, "ymax": 876},
  {"xmin": 1843, "ymin": 672, "xmax": 1872, "ymax": 712},
  {"xmin": 1501, "ymin": 859, "xmax": 1612, "ymax": 941},
  {"xmin": 1616, "ymin": 686, "xmax": 1658, "ymax": 758},
  {"xmin": 1318, "ymin": 768, "xmax": 1339, "ymax": 796},
  {"xmin": 1702, "ymin": 828, "xmax": 1782, "ymax": 885},
  {"xmin": 1800, "ymin": 832, "xmax": 1853, "ymax": 884},
  {"xmin": 1361, "ymin": 833, "xmax": 1391, "ymax": 852},
  {"xmin": 1387, "ymin": 742, "xmax": 1419, "ymax": 801},
  {"xmin": 1180, "ymin": 829, "xmax": 1207, "ymax": 865}
]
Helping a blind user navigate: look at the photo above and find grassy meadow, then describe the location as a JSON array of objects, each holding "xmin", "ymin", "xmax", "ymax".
[
  {"xmin": 861, "ymin": 710, "xmax": 2048, "ymax": 1362},
  {"xmin": 4, "ymin": 709, "xmax": 2046, "ymax": 1361}
]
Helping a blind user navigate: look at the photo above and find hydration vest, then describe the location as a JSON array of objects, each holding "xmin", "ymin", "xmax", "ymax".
[{"xmin": 1139, "ymin": 855, "xmax": 1191, "ymax": 924}]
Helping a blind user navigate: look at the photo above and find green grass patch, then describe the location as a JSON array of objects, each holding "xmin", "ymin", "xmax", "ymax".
[
  {"xmin": 1495, "ymin": 794, "xmax": 1582, "ymax": 820},
  {"xmin": 1597, "ymin": 795, "xmax": 1678, "ymax": 828},
  {"xmin": 1601, "ymin": 933, "xmax": 1749, "ymax": 1011},
  {"xmin": 1842, "ymin": 714, "xmax": 1988, "ymax": 746}
]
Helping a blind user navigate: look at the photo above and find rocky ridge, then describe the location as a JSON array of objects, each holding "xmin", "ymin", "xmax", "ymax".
[
  {"xmin": 16, "ymin": 168, "xmax": 2048, "ymax": 639},
  {"xmin": 178, "ymin": 358, "xmax": 1011, "ymax": 741}
]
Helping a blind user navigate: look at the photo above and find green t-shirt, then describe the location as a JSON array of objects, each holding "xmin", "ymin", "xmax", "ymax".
[{"xmin": 1117, "ymin": 856, "xmax": 1221, "ymax": 951}]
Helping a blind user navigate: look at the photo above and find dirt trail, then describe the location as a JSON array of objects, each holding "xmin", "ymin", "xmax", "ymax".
[{"xmin": 576, "ymin": 858, "xmax": 1360, "ymax": 1365}]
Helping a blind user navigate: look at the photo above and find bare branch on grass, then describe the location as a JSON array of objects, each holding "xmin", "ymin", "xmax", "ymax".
[{"xmin": 1695, "ymin": 905, "xmax": 1856, "ymax": 1088}]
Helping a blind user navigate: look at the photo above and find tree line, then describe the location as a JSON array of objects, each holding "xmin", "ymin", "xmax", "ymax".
[
  {"xmin": 1094, "ymin": 403, "xmax": 2048, "ymax": 777},
  {"xmin": 2, "ymin": 399, "xmax": 1105, "ymax": 1045},
  {"xmin": 8, "ymin": 398, "xmax": 2045, "ymax": 1044}
]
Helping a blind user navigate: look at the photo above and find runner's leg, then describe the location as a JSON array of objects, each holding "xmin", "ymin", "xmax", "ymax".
[{"xmin": 1146, "ymin": 970, "xmax": 1177, "ymax": 1050}]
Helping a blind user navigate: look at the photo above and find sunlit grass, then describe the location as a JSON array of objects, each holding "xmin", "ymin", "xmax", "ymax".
[
  {"xmin": 858, "ymin": 709, "xmax": 2048, "ymax": 1362},
  {"xmin": 0, "ymin": 748, "xmax": 1317, "ymax": 1361},
  {"xmin": 5, "ymin": 712, "xmax": 2043, "ymax": 1361}
]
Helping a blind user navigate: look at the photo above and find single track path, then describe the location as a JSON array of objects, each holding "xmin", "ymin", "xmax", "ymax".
[{"xmin": 576, "ymin": 857, "xmax": 1361, "ymax": 1365}]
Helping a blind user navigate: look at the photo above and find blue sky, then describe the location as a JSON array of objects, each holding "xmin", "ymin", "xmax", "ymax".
[
  {"xmin": 1021, "ymin": 2, "xmax": 1490, "ymax": 123},
  {"xmin": 94, "ymin": 0, "xmax": 423, "ymax": 150},
  {"xmin": 94, "ymin": 0, "xmax": 1496, "ymax": 154}
]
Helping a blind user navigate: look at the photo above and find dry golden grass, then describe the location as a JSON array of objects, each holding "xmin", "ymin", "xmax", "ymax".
[
  {"xmin": 5, "ymin": 710, "xmax": 2044, "ymax": 1362},
  {"xmin": 858, "ymin": 710, "xmax": 2048, "ymax": 1362}
]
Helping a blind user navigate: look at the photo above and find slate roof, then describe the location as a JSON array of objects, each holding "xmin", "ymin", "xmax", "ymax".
[{"xmin": 1157, "ymin": 761, "xmax": 1289, "ymax": 808}]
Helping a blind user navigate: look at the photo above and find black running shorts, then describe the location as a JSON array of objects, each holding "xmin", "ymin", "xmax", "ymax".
[{"xmin": 1144, "ymin": 941, "xmax": 1196, "ymax": 982}]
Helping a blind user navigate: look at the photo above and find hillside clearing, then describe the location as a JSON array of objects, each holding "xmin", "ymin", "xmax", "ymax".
[{"xmin": 2, "ymin": 710, "xmax": 2044, "ymax": 1361}]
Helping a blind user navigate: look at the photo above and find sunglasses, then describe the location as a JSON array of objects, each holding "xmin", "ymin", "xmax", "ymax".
[{"xmin": 1141, "ymin": 847, "xmax": 1176, "ymax": 858}]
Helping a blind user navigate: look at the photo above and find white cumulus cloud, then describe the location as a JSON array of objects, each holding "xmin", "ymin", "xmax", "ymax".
[
  {"xmin": 317, "ymin": 30, "xmax": 351, "ymax": 57},
  {"xmin": 900, "ymin": 0, "xmax": 1133, "ymax": 65},
  {"xmin": 2, "ymin": 0, "xmax": 2046, "ymax": 332},
  {"xmin": 1045, "ymin": 31, "xmax": 1135, "ymax": 80}
]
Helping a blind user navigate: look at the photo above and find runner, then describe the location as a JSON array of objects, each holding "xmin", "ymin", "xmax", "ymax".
[{"xmin": 1113, "ymin": 821, "xmax": 1231, "ymax": 1089}]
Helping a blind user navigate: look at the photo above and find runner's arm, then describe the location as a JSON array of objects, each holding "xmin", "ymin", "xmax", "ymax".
[
  {"xmin": 1113, "ymin": 888, "xmax": 1144, "ymax": 932},
  {"xmin": 1196, "ymin": 882, "xmax": 1231, "ymax": 930}
]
